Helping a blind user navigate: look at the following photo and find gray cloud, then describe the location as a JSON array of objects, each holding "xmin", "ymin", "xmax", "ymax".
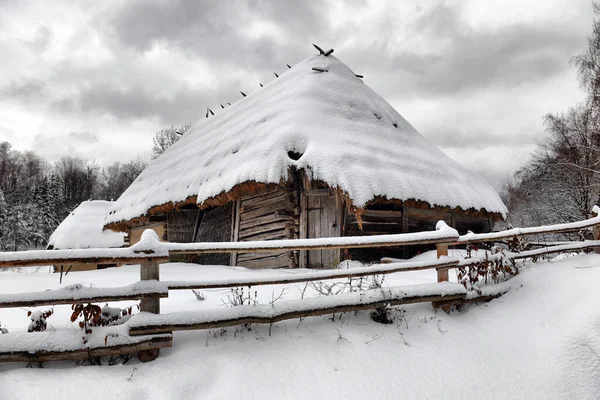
[
  {"xmin": 1, "ymin": 80, "xmax": 46, "ymax": 100},
  {"xmin": 0, "ymin": 0, "xmax": 594, "ymax": 188},
  {"xmin": 22, "ymin": 25, "xmax": 53, "ymax": 52},
  {"xmin": 342, "ymin": 3, "xmax": 584, "ymax": 99},
  {"xmin": 102, "ymin": 0, "xmax": 329, "ymax": 71}
]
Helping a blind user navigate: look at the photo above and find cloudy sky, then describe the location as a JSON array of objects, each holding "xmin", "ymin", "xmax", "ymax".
[{"xmin": 0, "ymin": 0, "xmax": 594, "ymax": 191}]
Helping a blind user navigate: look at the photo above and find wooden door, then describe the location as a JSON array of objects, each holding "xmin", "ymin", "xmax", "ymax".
[{"xmin": 302, "ymin": 190, "xmax": 341, "ymax": 268}]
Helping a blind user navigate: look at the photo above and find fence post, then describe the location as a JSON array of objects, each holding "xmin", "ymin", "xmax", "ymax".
[
  {"xmin": 138, "ymin": 260, "xmax": 161, "ymax": 362},
  {"xmin": 435, "ymin": 243, "xmax": 452, "ymax": 314},
  {"xmin": 436, "ymin": 243, "xmax": 449, "ymax": 282}
]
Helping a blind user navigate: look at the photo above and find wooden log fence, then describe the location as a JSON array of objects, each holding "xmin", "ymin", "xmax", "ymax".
[{"xmin": 2, "ymin": 212, "xmax": 600, "ymax": 364}]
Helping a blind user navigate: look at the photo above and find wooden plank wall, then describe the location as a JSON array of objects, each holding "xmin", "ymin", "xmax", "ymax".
[
  {"xmin": 343, "ymin": 205, "xmax": 494, "ymax": 261},
  {"xmin": 195, "ymin": 203, "xmax": 233, "ymax": 266},
  {"xmin": 344, "ymin": 208, "xmax": 404, "ymax": 262},
  {"xmin": 235, "ymin": 187, "xmax": 299, "ymax": 269}
]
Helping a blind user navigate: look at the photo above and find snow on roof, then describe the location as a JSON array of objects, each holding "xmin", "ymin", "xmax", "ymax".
[
  {"xmin": 106, "ymin": 53, "xmax": 507, "ymax": 226},
  {"xmin": 49, "ymin": 201, "xmax": 126, "ymax": 249}
]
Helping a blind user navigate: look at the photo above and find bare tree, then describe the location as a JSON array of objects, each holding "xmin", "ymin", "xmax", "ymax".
[
  {"xmin": 98, "ymin": 157, "xmax": 147, "ymax": 200},
  {"xmin": 506, "ymin": 4, "xmax": 600, "ymax": 227},
  {"xmin": 151, "ymin": 123, "xmax": 191, "ymax": 159}
]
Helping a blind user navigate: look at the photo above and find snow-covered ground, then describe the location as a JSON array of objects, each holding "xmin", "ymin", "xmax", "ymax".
[{"xmin": 1, "ymin": 253, "xmax": 599, "ymax": 399}]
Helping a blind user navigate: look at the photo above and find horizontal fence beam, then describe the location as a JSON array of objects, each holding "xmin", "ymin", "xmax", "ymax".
[
  {"xmin": 455, "ymin": 215, "xmax": 600, "ymax": 244},
  {"xmin": 511, "ymin": 240, "xmax": 600, "ymax": 260},
  {"xmin": 165, "ymin": 259, "xmax": 459, "ymax": 290},
  {"xmin": 166, "ymin": 229, "xmax": 459, "ymax": 254},
  {"xmin": 0, "ymin": 335, "xmax": 172, "ymax": 363},
  {"xmin": 129, "ymin": 282, "xmax": 468, "ymax": 336},
  {"xmin": 0, "ymin": 281, "xmax": 169, "ymax": 309}
]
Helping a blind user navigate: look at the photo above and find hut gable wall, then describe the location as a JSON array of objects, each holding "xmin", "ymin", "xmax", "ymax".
[
  {"xmin": 235, "ymin": 187, "xmax": 299, "ymax": 269},
  {"xmin": 195, "ymin": 203, "xmax": 233, "ymax": 266}
]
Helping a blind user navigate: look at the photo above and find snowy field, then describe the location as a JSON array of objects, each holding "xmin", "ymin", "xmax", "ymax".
[{"xmin": 1, "ymin": 253, "xmax": 599, "ymax": 399}]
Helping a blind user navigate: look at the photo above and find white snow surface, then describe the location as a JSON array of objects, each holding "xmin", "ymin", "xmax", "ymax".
[
  {"xmin": 0, "ymin": 281, "xmax": 168, "ymax": 305},
  {"xmin": 2, "ymin": 257, "xmax": 600, "ymax": 399},
  {"xmin": 129, "ymin": 281, "xmax": 466, "ymax": 329},
  {"xmin": 49, "ymin": 201, "xmax": 125, "ymax": 249},
  {"xmin": 0, "ymin": 324, "xmax": 171, "ymax": 353},
  {"xmin": 105, "ymin": 54, "xmax": 506, "ymax": 226}
]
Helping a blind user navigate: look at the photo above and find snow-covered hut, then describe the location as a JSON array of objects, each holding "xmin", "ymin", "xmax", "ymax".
[
  {"xmin": 104, "ymin": 50, "xmax": 507, "ymax": 269},
  {"xmin": 49, "ymin": 200, "xmax": 126, "ymax": 271}
]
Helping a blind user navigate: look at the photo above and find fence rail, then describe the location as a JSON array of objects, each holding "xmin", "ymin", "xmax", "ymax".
[{"xmin": 2, "ymin": 211, "xmax": 600, "ymax": 364}]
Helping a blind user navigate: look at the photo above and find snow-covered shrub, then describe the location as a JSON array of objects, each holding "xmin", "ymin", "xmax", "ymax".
[
  {"xmin": 27, "ymin": 309, "xmax": 54, "ymax": 332},
  {"xmin": 71, "ymin": 303, "xmax": 139, "ymax": 341},
  {"xmin": 457, "ymin": 247, "xmax": 518, "ymax": 293},
  {"xmin": 0, "ymin": 320, "xmax": 8, "ymax": 334},
  {"xmin": 191, "ymin": 289, "xmax": 205, "ymax": 300}
]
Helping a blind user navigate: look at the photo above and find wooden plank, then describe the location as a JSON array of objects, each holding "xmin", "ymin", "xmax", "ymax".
[
  {"xmin": 0, "ymin": 336, "xmax": 172, "ymax": 363},
  {"xmin": 168, "ymin": 231, "xmax": 459, "ymax": 255},
  {"xmin": 238, "ymin": 230, "xmax": 288, "ymax": 242},
  {"xmin": 165, "ymin": 259, "xmax": 459, "ymax": 290},
  {"xmin": 239, "ymin": 200, "xmax": 295, "ymax": 222},
  {"xmin": 129, "ymin": 292, "xmax": 467, "ymax": 336},
  {"xmin": 241, "ymin": 192, "xmax": 293, "ymax": 211},
  {"xmin": 140, "ymin": 262, "xmax": 160, "ymax": 315},
  {"xmin": 308, "ymin": 195, "xmax": 322, "ymax": 267},
  {"xmin": 238, "ymin": 186, "xmax": 281, "ymax": 202},
  {"xmin": 236, "ymin": 251, "xmax": 288, "ymax": 263},
  {"xmin": 0, "ymin": 292, "xmax": 168, "ymax": 309},
  {"xmin": 0, "ymin": 256, "xmax": 169, "ymax": 269},
  {"xmin": 436, "ymin": 244, "xmax": 449, "ymax": 282},
  {"xmin": 230, "ymin": 200, "xmax": 241, "ymax": 266},
  {"xmin": 362, "ymin": 209, "xmax": 403, "ymax": 218},
  {"xmin": 239, "ymin": 213, "xmax": 295, "ymax": 230},
  {"xmin": 239, "ymin": 221, "xmax": 294, "ymax": 239},
  {"xmin": 236, "ymin": 253, "xmax": 291, "ymax": 269},
  {"xmin": 299, "ymin": 194, "xmax": 308, "ymax": 268}
]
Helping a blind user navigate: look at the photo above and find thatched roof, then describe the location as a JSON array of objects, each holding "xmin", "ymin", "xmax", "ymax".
[
  {"xmin": 49, "ymin": 201, "xmax": 126, "ymax": 249},
  {"xmin": 105, "ymin": 52, "xmax": 507, "ymax": 229}
]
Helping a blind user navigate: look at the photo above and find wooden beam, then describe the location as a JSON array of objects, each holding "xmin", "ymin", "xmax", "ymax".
[
  {"xmin": 0, "ymin": 256, "xmax": 169, "ymax": 269},
  {"xmin": 0, "ymin": 292, "xmax": 168, "ymax": 309},
  {"xmin": 138, "ymin": 261, "xmax": 161, "ymax": 362},
  {"xmin": 0, "ymin": 335, "xmax": 172, "ymax": 363},
  {"xmin": 436, "ymin": 243, "xmax": 449, "ymax": 282},
  {"xmin": 163, "ymin": 259, "xmax": 459, "ymax": 290},
  {"xmin": 230, "ymin": 199, "xmax": 241, "ymax": 266},
  {"xmin": 129, "ymin": 293, "xmax": 467, "ymax": 335},
  {"xmin": 168, "ymin": 231, "xmax": 459, "ymax": 255}
]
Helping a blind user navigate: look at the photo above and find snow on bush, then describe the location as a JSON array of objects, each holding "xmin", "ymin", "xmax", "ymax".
[{"xmin": 27, "ymin": 309, "xmax": 53, "ymax": 333}]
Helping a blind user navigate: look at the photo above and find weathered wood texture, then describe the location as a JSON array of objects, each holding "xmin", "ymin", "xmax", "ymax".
[
  {"xmin": 0, "ymin": 291, "xmax": 168, "ymax": 309},
  {"xmin": 0, "ymin": 336, "xmax": 172, "ymax": 363},
  {"xmin": 164, "ymin": 259, "xmax": 459, "ymax": 290},
  {"xmin": 194, "ymin": 203, "xmax": 233, "ymax": 265},
  {"xmin": 236, "ymin": 187, "xmax": 298, "ymax": 269},
  {"xmin": 167, "ymin": 210, "xmax": 200, "ymax": 243},
  {"xmin": 140, "ymin": 262, "xmax": 160, "ymax": 314},
  {"xmin": 1, "ymin": 256, "xmax": 168, "ymax": 269},
  {"xmin": 436, "ymin": 243, "xmax": 449, "ymax": 282},
  {"xmin": 345, "ymin": 207, "xmax": 404, "ymax": 262},
  {"xmin": 305, "ymin": 190, "xmax": 341, "ymax": 268},
  {"xmin": 129, "ymin": 222, "xmax": 168, "ymax": 246}
]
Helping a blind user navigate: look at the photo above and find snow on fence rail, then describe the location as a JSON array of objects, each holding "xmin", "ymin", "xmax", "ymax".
[
  {"xmin": 0, "ymin": 281, "xmax": 169, "ymax": 309},
  {"xmin": 128, "ymin": 282, "xmax": 468, "ymax": 336}
]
